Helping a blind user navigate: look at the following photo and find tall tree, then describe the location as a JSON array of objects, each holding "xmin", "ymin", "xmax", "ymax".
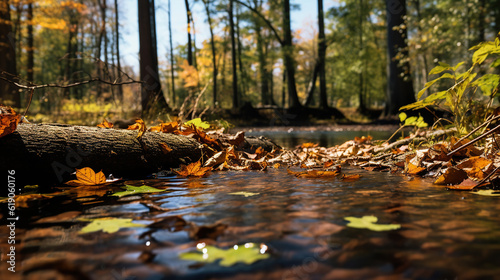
[
  {"xmin": 358, "ymin": 0, "xmax": 366, "ymax": 111},
  {"xmin": 202, "ymin": 0, "xmax": 217, "ymax": 106},
  {"xmin": 317, "ymin": 0, "xmax": 328, "ymax": 109},
  {"xmin": 0, "ymin": 0, "xmax": 20, "ymax": 108},
  {"xmin": 229, "ymin": 0, "xmax": 239, "ymax": 110},
  {"xmin": 168, "ymin": 0, "xmax": 176, "ymax": 106},
  {"xmin": 385, "ymin": 0, "xmax": 415, "ymax": 115},
  {"xmin": 138, "ymin": 0, "xmax": 169, "ymax": 113},
  {"xmin": 283, "ymin": 0, "xmax": 301, "ymax": 110},
  {"xmin": 27, "ymin": 1, "xmax": 34, "ymax": 83},
  {"xmin": 185, "ymin": 0, "xmax": 194, "ymax": 66},
  {"xmin": 252, "ymin": 0, "xmax": 272, "ymax": 105},
  {"xmin": 114, "ymin": 0, "xmax": 123, "ymax": 101}
]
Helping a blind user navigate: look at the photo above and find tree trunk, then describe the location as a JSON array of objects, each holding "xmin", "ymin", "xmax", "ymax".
[
  {"xmin": 27, "ymin": 2, "xmax": 34, "ymax": 83},
  {"xmin": 317, "ymin": 0, "xmax": 328, "ymax": 109},
  {"xmin": 185, "ymin": 0, "xmax": 193, "ymax": 66},
  {"xmin": 229, "ymin": 0, "xmax": 239, "ymax": 110},
  {"xmin": 168, "ymin": 0, "xmax": 176, "ymax": 107},
  {"xmin": 283, "ymin": 0, "xmax": 301, "ymax": 110},
  {"xmin": 0, "ymin": 124, "xmax": 279, "ymax": 187},
  {"xmin": 358, "ymin": 0, "xmax": 366, "ymax": 112},
  {"xmin": 203, "ymin": 0, "xmax": 218, "ymax": 107},
  {"xmin": 384, "ymin": 0, "xmax": 415, "ymax": 116},
  {"xmin": 0, "ymin": 0, "xmax": 20, "ymax": 108},
  {"xmin": 304, "ymin": 61, "xmax": 319, "ymax": 107},
  {"xmin": 138, "ymin": 0, "xmax": 169, "ymax": 114},
  {"xmin": 114, "ymin": 0, "xmax": 123, "ymax": 102},
  {"xmin": 253, "ymin": 0, "xmax": 272, "ymax": 106}
]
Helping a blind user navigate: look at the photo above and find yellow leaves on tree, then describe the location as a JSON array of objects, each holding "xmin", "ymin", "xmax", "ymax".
[
  {"xmin": 66, "ymin": 167, "xmax": 106, "ymax": 186},
  {"xmin": 0, "ymin": 106, "xmax": 20, "ymax": 138},
  {"xmin": 175, "ymin": 161, "xmax": 211, "ymax": 177},
  {"xmin": 179, "ymin": 60, "xmax": 199, "ymax": 88}
]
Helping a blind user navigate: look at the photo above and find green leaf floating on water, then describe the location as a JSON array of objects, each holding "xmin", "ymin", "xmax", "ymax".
[
  {"xmin": 112, "ymin": 185, "xmax": 166, "ymax": 197},
  {"xmin": 228, "ymin": 192, "xmax": 259, "ymax": 197},
  {"xmin": 471, "ymin": 190, "xmax": 500, "ymax": 196},
  {"xmin": 180, "ymin": 243, "xmax": 269, "ymax": 267},
  {"xmin": 345, "ymin": 216, "xmax": 401, "ymax": 231},
  {"xmin": 79, "ymin": 217, "xmax": 145, "ymax": 234}
]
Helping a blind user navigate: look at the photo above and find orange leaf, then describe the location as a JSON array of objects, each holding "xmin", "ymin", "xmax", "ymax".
[
  {"xmin": 341, "ymin": 174, "xmax": 362, "ymax": 181},
  {"xmin": 97, "ymin": 119, "xmax": 114, "ymax": 128},
  {"xmin": 354, "ymin": 135, "xmax": 372, "ymax": 144},
  {"xmin": 434, "ymin": 167, "xmax": 468, "ymax": 185},
  {"xmin": 0, "ymin": 106, "xmax": 20, "ymax": 138},
  {"xmin": 324, "ymin": 160, "xmax": 335, "ymax": 168},
  {"xmin": 128, "ymin": 119, "xmax": 147, "ymax": 138},
  {"xmin": 174, "ymin": 161, "xmax": 211, "ymax": 177},
  {"xmin": 159, "ymin": 142, "xmax": 172, "ymax": 154},
  {"xmin": 287, "ymin": 169, "xmax": 340, "ymax": 178},
  {"xmin": 149, "ymin": 121, "xmax": 179, "ymax": 133},
  {"xmin": 300, "ymin": 143, "xmax": 318, "ymax": 148},
  {"xmin": 66, "ymin": 167, "xmax": 106, "ymax": 186},
  {"xmin": 447, "ymin": 179, "xmax": 478, "ymax": 190},
  {"xmin": 405, "ymin": 162, "xmax": 426, "ymax": 175}
]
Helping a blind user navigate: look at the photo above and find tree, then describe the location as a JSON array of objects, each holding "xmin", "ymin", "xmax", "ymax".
[
  {"xmin": 0, "ymin": 0, "xmax": 20, "ymax": 108},
  {"xmin": 202, "ymin": 0, "xmax": 218, "ymax": 107},
  {"xmin": 138, "ymin": 0, "xmax": 169, "ymax": 113},
  {"xmin": 185, "ymin": 0, "xmax": 194, "ymax": 66},
  {"xmin": 114, "ymin": 0, "xmax": 123, "ymax": 101},
  {"xmin": 283, "ymin": 0, "xmax": 301, "ymax": 110},
  {"xmin": 229, "ymin": 0, "xmax": 239, "ymax": 110},
  {"xmin": 252, "ymin": 0, "xmax": 273, "ymax": 106},
  {"xmin": 168, "ymin": 0, "xmax": 176, "ymax": 106},
  {"xmin": 385, "ymin": 0, "xmax": 415, "ymax": 116},
  {"xmin": 317, "ymin": 0, "xmax": 328, "ymax": 109}
]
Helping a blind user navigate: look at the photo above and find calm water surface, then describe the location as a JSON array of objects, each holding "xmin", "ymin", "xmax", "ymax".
[{"xmin": 1, "ymin": 130, "xmax": 499, "ymax": 279}]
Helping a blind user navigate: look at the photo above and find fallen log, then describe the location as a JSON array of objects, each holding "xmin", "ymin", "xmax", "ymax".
[{"xmin": 0, "ymin": 123, "xmax": 278, "ymax": 187}]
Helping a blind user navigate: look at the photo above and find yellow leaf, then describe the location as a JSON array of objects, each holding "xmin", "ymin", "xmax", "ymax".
[
  {"xmin": 66, "ymin": 167, "xmax": 106, "ymax": 186},
  {"xmin": 97, "ymin": 119, "xmax": 113, "ymax": 128},
  {"xmin": 128, "ymin": 119, "xmax": 147, "ymax": 138}
]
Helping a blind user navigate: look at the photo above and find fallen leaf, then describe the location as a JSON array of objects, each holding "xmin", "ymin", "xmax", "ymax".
[
  {"xmin": 65, "ymin": 167, "xmax": 106, "ymax": 186},
  {"xmin": 175, "ymin": 161, "xmax": 211, "ymax": 177},
  {"xmin": 112, "ymin": 185, "xmax": 166, "ymax": 197},
  {"xmin": 79, "ymin": 217, "xmax": 145, "ymax": 234},
  {"xmin": 287, "ymin": 169, "xmax": 340, "ymax": 178},
  {"xmin": 434, "ymin": 167, "xmax": 468, "ymax": 185},
  {"xmin": 159, "ymin": 142, "xmax": 172, "ymax": 154},
  {"xmin": 97, "ymin": 119, "xmax": 114, "ymax": 128},
  {"xmin": 188, "ymin": 222, "xmax": 228, "ymax": 240},
  {"xmin": 179, "ymin": 242, "xmax": 269, "ymax": 267},
  {"xmin": 300, "ymin": 143, "xmax": 318, "ymax": 148},
  {"xmin": 354, "ymin": 135, "xmax": 372, "ymax": 144},
  {"xmin": 405, "ymin": 162, "xmax": 426, "ymax": 175},
  {"xmin": 228, "ymin": 192, "xmax": 259, "ymax": 197},
  {"xmin": 447, "ymin": 179, "xmax": 478, "ymax": 190},
  {"xmin": 324, "ymin": 160, "xmax": 335, "ymax": 168},
  {"xmin": 148, "ymin": 215, "xmax": 187, "ymax": 231},
  {"xmin": 149, "ymin": 121, "xmax": 179, "ymax": 133},
  {"xmin": 0, "ymin": 106, "xmax": 20, "ymax": 138},
  {"xmin": 204, "ymin": 150, "xmax": 227, "ymax": 167},
  {"xmin": 345, "ymin": 216, "xmax": 401, "ymax": 231},
  {"xmin": 341, "ymin": 174, "xmax": 362, "ymax": 181},
  {"xmin": 128, "ymin": 119, "xmax": 147, "ymax": 138},
  {"xmin": 227, "ymin": 131, "xmax": 245, "ymax": 146},
  {"xmin": 471, "ymin": 190, "xmax": 500, "ymax": 196}
]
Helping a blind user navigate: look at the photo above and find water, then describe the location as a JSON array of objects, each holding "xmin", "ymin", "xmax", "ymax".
[{"xmin": 2, "ymin": 129, "xmax": 500, "ymax": 279}]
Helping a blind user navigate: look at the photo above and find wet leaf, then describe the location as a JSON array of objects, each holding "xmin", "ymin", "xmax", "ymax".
[
  {"xmin": 447, "ymin": 179, "xmax": 477, "ymax": 190},
  {"xmin": 324, "ymin": 160, "xmax": 335, "ymax": 168},
  {"xmin": 97, "ymin": 119, "xmax": 113, "ymax": 128},
  {"xmin": 204, "ymin": 150, "xmax": 227, "ymax": 167},
  {"xmin": 179, "ymin": 243, "xmax": 269, "ymax": 267},
  {"xmin": 188, "ymin": 222, "xmax": 228, "ymax": 240},
  {"xmin": 112, "ymin": 185, "xmax": 166, "ymax": 197},
  {"xmin": 127, "ymin": 119, "xmax": 147, "ymax": 138},
  {"xmin": 405, "ymin": 162, "xmax": 426, "ymax": 175},
  {"xmin": 65, "ymin": 167, "xmax": 106, "ymax": 186},
  {"xmin": 184, "ymin": 118, "xmax": 210, "ymax": 129},
  {"xmin": 227, "ymin": 131, "xmax": 245, "ymax": 146},
  {"xmin": 287, "ymin": 169, "xmax": 340, "ymax": 178},
  {"xmin": 434, "ymin": 167, "xmax": 468, "ymax": 185},
  {"xmin": 229, "ymin": 192, "xmax": 259, "ymax": 197},
  {"xmin": 148, "ymin": 215, "xmax": 187, "ymax": 231},
  {"xmin": 0, "ymin": 106, "xmax": 20, "ymax": 138},
  {"xmin": 175, "ymin": 161, "xmax": 211, "ymax": 177},
  {"xmin": 345, "ymin": 216, "xmax": 401, "ymax": 231},
  {"xmin": 471, "ymin": 190, "xmax": 500, "ymax": 196},
  {"xmin": 341, "ymin": 174, "xmax": 362, "ymax": 181},
  {"xmin": 158, "ymin": 142, "xmax": 172, "ymax": 154},
  {"xmin": 79, "ymin": 217, "xmax": 145, "ymax": 234}
]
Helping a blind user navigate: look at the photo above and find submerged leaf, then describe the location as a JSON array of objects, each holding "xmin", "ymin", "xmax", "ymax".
[
  {"xmin": 345, "ymin": 216, "xmax": 401, "ymax": 231},
  {"xmin": 112, "ymin": 185, "xmax": 166, "ymax": 197},
  {"xmin": 228, "ymin": 192, "xmax": 259, "ymax": 197},
  {"xmin": 179, "ymin": 243, "xmax": 269, "ymax": 267},
  {"xmin": 79, "ymin": 217, "xmax": 145, "ymax": 234}
]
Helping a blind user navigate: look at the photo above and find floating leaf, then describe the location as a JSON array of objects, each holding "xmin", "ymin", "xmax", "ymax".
[
  {"xmin": 406, "ymin": 162, "xmax": 426, "ymax": 175},
  {"xmin": 97, "ymin": 119, "xmax": 114, "ymax": 128},
  {"xmin": 345, "ymin": 216, "xmax": 401, "ymax": 231},
  {"xmin": 341, "ymin": 174, "xmax": 361, "ymax": 181},
  {"xmin": 65, "ymin": 167, "xmax": 106, "ymax": 186},
  {"xmin": 112, "ymin": 185, "xmax": 166, "ymax": 197},
  {"xmin": 287, "ymin": 169, "xmax": 340, "ymax": 178},
  {"xmin": 79, "ymin": 217, "xmax": 145, "ymax": 234},
  {"xmin": 471, "ymin": 190, "xmax": 500, "ymax": 196},
  {"xmin": 179, "ymin": 243, "xmax": 269, "ymax": 267},
  {"xmin": 229, "ymin": 192, "xmax": 259, "ymax": 197},
  {"xmin": 175, "ymin": 161, "xmax": 211, "ymax": 177},
  {"xmin": 184, "ymin": 118, "xmax": 210, "ymax": 130},
  {"xmin": 0, "ymin": 106, "xmax": 20, "ymax": 138}
]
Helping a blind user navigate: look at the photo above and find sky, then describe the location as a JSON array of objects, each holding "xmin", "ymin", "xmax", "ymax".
[{"xmin": 119, "ymin": 0, "xmax": 337, "ymax": 73}]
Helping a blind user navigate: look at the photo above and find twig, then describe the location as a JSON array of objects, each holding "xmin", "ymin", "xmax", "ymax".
[{"xmin": 447, "ymin": 122, "xmax": 500, "ymax": 157}]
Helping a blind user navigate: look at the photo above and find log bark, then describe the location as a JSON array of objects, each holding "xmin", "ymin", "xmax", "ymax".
[{"xmin": 0, "ymin": 124, "xmax": 278, "ymax": 187}]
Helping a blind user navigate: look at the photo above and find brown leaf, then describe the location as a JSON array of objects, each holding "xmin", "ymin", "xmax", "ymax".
[
  {"xmin": 300, "ymin": 142, "xmax": 318, "ymax": 148},
  {"xmin": 405, "ymin": 162, "xmax": 426, "ymax": 175},
  {"xmin": 188, "ymin": 222, "xmax": 228, "ymax": 240},
  {"xmin": 174, "ymin": 161, "xmax": 211, "ymax": 177},
  {"xmin": 434, "ymin": 167, "xmax": 468, "ymax": 185},
  {"xmin": 341, "ymin": 174, "xmax": 362, "ymax": 181},
  {"xmin": 287, "ymin": 169, "xmax": 340, "ymax": 178},
  {"xmin": 227, "ymin": 131, "xmax": 245, "ymax": 146},
  {"xmin": 324, "ymin": 160, "xmax": 335, "ymax": 168},
  {"xmin": 159, "ymin": 142, "xmax": 173, "ymax": 154},
  {"xmin": 149, "ymin": 121, "xmax": 179, "ymax": 133},
  {"xmin": 0, "ymin": 106, "xmax": 20, "ymax": 138},
  {"xmin": 97, "ymin": 119, "xmax": 114, "ymax": 128},
  {"xmin": 354, "ymin": 135, "xmax": 372, "ymax": 144},
  {"xmin": 128, "ymin": 119, "xmax": 147, "ymax": 138},
  {"xmin": 65, "ymin": 167, "xmax": 106, "ymax": 186},
  {"xmin": 149, "ymin": 215, "xmax": 188, "ymax": 232},
  {"xmin": 447, "ymin": 179, "xmax": 477, "ymax": 190}
]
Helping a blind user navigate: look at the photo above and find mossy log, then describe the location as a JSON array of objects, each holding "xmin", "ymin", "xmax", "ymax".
[{"xmin": 0, "ymin": 123, "xmax": 278, "ymax": 187}]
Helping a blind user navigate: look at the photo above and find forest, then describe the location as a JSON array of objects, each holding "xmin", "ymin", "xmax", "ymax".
[{"xmin": 1, "ymin": 0, "xmax": 498, "ymax": 125}]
